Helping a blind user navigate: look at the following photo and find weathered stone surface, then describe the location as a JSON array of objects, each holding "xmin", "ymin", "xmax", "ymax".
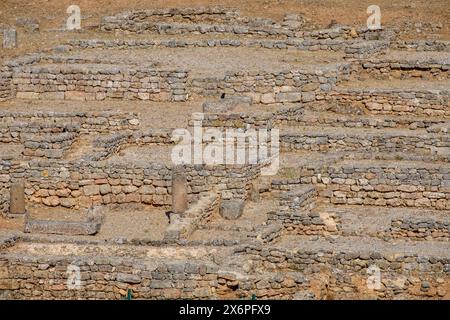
[
  {"xmin": 249, "ymin": 182, "xmax": 260, "ymax": 202},
  {"xmin": 171, "ymin": 166, "xmax": 188, "ymax": 214},
  {"xmin": 24, "ymin": 218, "xmax": 101, "ymax": 235},
  {"xmin": 9, "ymin": 181, "xmax": 25, "ymax": 215},
  {"xmin": 219, "ymin": 199, "xmax": 245, "ymax": 220},
  {"xmin": 3, "ymin": 28, "xmax": 17, "ymax": 49},
  {"xmin": 116, "ymin": 273, "xmax": 141, "ymax": 284}
]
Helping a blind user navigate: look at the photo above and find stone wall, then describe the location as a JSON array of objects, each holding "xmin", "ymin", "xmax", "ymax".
[
  {"xmin": 65, "ymin": 38, "xmax": 358, "ymax": 52},
  {"xmin": 2, "ymin": 243, "xmax": 448, "ymax": 299},
  {"xmin": 280, "ymin": 130, "xmax": 449, "ymax": 156},
  {"xmin": 0, "ymin": 157, "xmax": 266, "ymax": 214},
  {"xmin": 0, "ymin": 111, "xmax": 140, "ymax": 137},
  {"xmin": 292, "ymin": 108, "xmax": 447, "ymax": 130},
  {"xmin": 268, "ymin": 186, "xmax": 339, "ymax": 235},
  {"xmin": 344, "ymin": 40, "xmax": 389, "ymax": 60},
  {"xmin": 0, "ymin": 246, "xmax": 309, "ymax": 299},
  {"xmin": 317, "ymin": 162, "xmax": 450, "ymax": 210},
  {"xmin": 22, "ymin": 131, "xmax": 79, "ymax": 159},
  {"xmin": 381, "ymin": 217, "xmax": 450, "ymax": 241},
  {"xmin": 0, "ymin": 65, "xmax": 13, "ymax": 101},
  {"xmin": 89, "ymin": 129, "xmax": 173, "ymax": 161},
  {"xmin": 234, "ymin": 242, "xmax": 450, "ymax": 299},
  {"xmin": 191, "ymin": 112, "xmax": 274, "ymax": 130},
  {"xmin": 100, "ymin": 7, "xmax": 308, "ymax": 37},
  {"xmin": 100, "ymin": 7, "xmax": 392, "ymax": 44},
  {"xmin": 11, "ymin": 64, "xmax": 188, "ymax": 102},
  {"xmin": 190, "ymin": 63, "xmax": 351, "ymax": 101},
  {"xmin": 326, "ymin": 88, "xmax": 449, "ymax": 117},
  {"xmin": 359, "ymin": 57, "xmax": 449, "ymax": 79},
  {"xmin": 392, "ymin": 40, "xmax": 450, "ymax": 52}
]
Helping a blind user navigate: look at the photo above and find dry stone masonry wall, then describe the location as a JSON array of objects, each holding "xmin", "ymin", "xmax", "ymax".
[{"xmin": 0, "ymin": 5, "xmax": 449, "ymax": 300}]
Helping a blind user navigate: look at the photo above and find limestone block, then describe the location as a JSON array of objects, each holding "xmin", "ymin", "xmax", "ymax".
[
  {"xmin": 9, "ymin": 181, "xmax": 25, "ymax": 215},
  {"xmin": 219, "ymin": 199, "xmax": 244, "ymax": 220}
]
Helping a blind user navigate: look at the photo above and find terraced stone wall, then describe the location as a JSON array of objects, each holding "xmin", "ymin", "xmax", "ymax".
[
  {"xmin": 65, "ymin": 38, "xmax": 362, "ymax": 52},
  {"xmin": 11, "ymin": 65, "xmax": 189, "ymax": 102},
  {"xmin": 280, "ymin": 131, "xmax": 449, "ymax": 155},
  {"xmin": 381, "ymin": 218, "xmax": 450, "ymax": 241},
  {"xmin": 326, "ymin": 89, "xmax": 449, "ymax": 117},
  {"xmin": 0, "ymin": 65, "xmax": 13, "ymax": 101},
  {"xmin": 190, "ymin": 64, "xmax": 351, "ymax": 101},
  {"xmin": 0, "ymin": 111, "xmax": 140, "ymax": 138},
  {"xmin": 100, "ymin": 8, "xmax": 391, "ymax": 43},
  {"xmin": 234, "ymin": 243, "xmax": 450, "ymax": 299},
  {"xmin": 317, "ymin": 164, "xmax": 450, "ymax": 210},
  {"xmin": 0, "ymin": 245, "xmax": 309, "ymax": 299},
  {"xmin": 0, "ymin": 158, "xmax": 265, "ymax": 214},
  {"xmin": 359, "ymin": 58, "xmax": 449, "ymax": 79},
  {"xmin": 392, "ymin": 40, "xmax": 450, "ymax": 52}
]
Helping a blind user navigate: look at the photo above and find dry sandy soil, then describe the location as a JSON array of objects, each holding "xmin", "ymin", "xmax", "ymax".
[{"xmin": 0, "ymin": 0, "xmax": 449, "ymax": 60}]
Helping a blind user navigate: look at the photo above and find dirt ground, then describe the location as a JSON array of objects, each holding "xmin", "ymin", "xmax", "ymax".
[
  {"xmin": 0, "ymin": 0, "xmax": 449, "ymax": 60},
  {"xmin": 47, "ymin": 46, "xmax": 343, "ymax": 77},
  {"xmin": 0, "ymin": 203, "xmax": 170, "ymax": 241}
]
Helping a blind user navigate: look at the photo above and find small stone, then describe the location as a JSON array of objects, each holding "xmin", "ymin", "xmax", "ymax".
[{"xmin": 116, "ymin": 273, "xmax": 141, "ymax": 284}]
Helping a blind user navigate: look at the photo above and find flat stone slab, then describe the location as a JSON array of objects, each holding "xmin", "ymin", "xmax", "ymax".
[{"xmin": 24, "ymin": 219, "xmax": 101, "ymax": 236}]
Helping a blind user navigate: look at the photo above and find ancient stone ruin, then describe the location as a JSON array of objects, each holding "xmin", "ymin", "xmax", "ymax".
[{"xmin": 0, "ymin": 4, "xmax": 448, "ymax": 300}]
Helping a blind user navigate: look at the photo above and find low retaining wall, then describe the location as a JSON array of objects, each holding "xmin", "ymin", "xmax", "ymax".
[
  {"xmin": 268, "ymin": 186, "xmax": 339, "ymax": 235},
  {"xmin": 0, "ymin": 157, "xmax": 265, "ymax": 214},
  {"xmin": 66, "ymin": 38, "xmax": 359, "ymax": 52},
  {"xmin": 12, "ymin": 64, "xmax": 188, "ymax": 102},
  {"xmin": 392, "ymin": 40, "xmax": 450, "ymax": 52},
  {"xmin": 382, "ymin": 217, "xmax": 450, "ymax": 241},
  {"xmin": 0, "ymin": 111, "xmax": 140, "ymax": 136},
  {"xmin": 280, "ymin": 130, "xmax": 449, "ymax": 156},
  {"xmin": 0, "ymin": 65, "xmax": 13, "ymax": 101},
  {"xmin": 234, "ymin": 242, "xmax": 450, "ymax": 299},
  {"xmin": 317, "ymin": 162, "xmax": 450, "ymax": 210},
  {"xmin": 359, "ymin": 57, "xmax": 449, "ymax": 79},
  {"xmin": 326, "ymin": 88, "xmax": 449, "ymax": 117},
  {"xmin": 191, "ymin": 63, "xmax": 352, "ymax": 100}
]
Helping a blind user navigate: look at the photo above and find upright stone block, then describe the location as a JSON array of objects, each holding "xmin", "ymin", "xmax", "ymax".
[
  {"xmin": 9, "ymin": 181, "xmax": 25, "ymax": 215},
  {"xmin": 172, "ymin": 166, "xmax": 188, "ymax": 214},
  {"xmin": 3, "ymin": 28, "xmax": 17, "ymax": 49},
  {"xmin": 250, "ymin": 182, "xmax": 260, "ymax": 203}
]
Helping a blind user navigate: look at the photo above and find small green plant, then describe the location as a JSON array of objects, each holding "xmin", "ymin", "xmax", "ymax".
[{"xmin": 123, "ymin": 289, "xmax": 133, "ymax": 300}]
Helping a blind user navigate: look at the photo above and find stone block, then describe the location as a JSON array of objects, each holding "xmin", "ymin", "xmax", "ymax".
[
  {"xmin": 9, "ymin": 181, "xmax": 25, "ymax": 215},
  {"xmin": 219, "ymin": 199, "xmax": 245, "ymax": 220},
  {"xmin": 24, "ymin": 218, "xmax": 101, "ymax": 235},
  {"xmin": 3, "ymin": 28, "xmax": 17, "ymax": 49},
  {"xmin": 172, "ymin": 167, "xmax": 188, "ymax": 214},
  {"xmin": 275, "ymin": 92, "xmax": 302, "ymax": 103}
]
